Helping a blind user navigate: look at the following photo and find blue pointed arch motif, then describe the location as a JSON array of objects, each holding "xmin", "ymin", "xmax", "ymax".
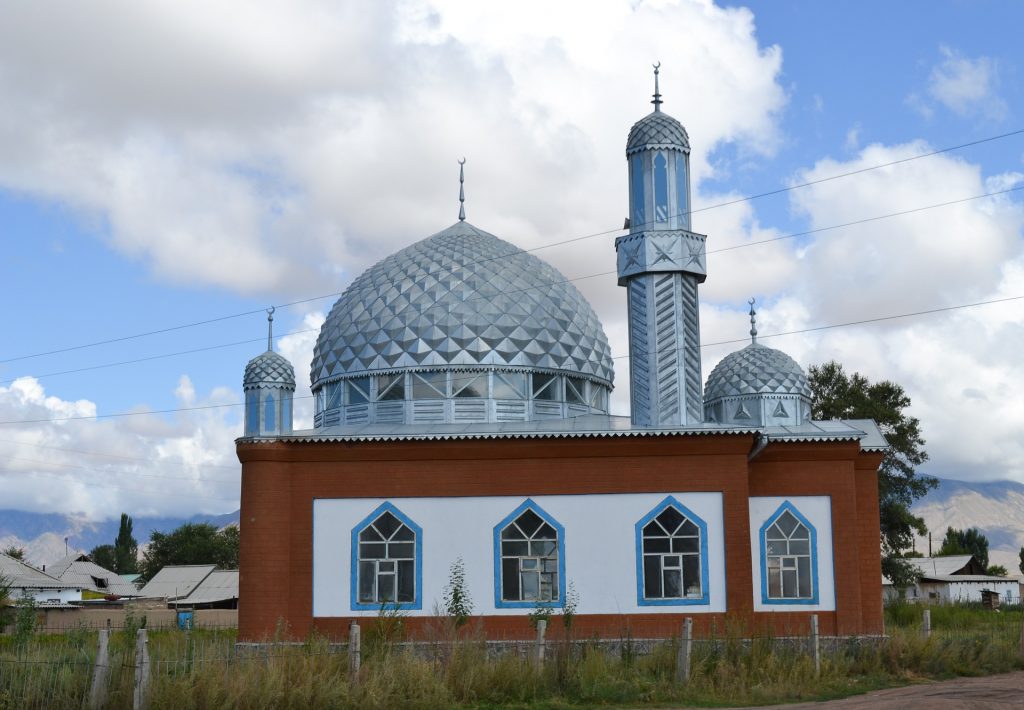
[
  {"xmin": 350, "ymin": 501, "xmax": 423, "ymax": 611},
  {"xmin": 634, "ymin": 496, "xmax": 710, "ymax": 606},
  {"xmin": 493, "ymin": 499, "xmax": 566, "ymax": 609},
  {"xmin": 758, "ymin": 500, "xmax": 819, "ymax": 605}
]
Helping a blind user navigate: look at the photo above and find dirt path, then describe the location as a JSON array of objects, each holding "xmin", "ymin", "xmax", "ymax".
[{"xmin": 730, "ymin": 671, "xmax": 1024, "ymax": 709}]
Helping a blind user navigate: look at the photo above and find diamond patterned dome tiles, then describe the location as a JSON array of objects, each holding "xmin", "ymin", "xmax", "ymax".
[
  {"xmin": 703, "ymin": 343, "xmax": 811, "ymax": 403},
  {"xmin": 244, "ymin": 350, "xmax": 296, "ymax": 390},
  {"xmin": 626, "ymin": 111, "xmax": 690, "ymax": 155},
  {"xmin": 311, "ymin": 221, "xmax": 615, "ymax": 390}
]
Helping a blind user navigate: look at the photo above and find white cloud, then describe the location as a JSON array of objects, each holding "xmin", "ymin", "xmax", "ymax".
[{"xmin": 915, "ymin": 45, "xmax": 1008, "ymax": 121}]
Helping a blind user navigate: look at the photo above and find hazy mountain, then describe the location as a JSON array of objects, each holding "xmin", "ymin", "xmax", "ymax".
[
  {"xmin": 910, "ymin": 477, "xmax": 1024, "ymax": 575},
  {"xmin": 0, "ymin": 509, "xmax": 240, "ymax": 568}
]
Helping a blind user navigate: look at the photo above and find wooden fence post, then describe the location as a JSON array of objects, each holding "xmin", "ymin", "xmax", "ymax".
[
  {"xmin": 349, "ymin": 621, "xmax": 361, "ymax": 682},
  {"xmin": 675, "ymin": 617, "xmax": 693, "ymax": 683},
  {"xmin": 534, "ymin": 619, "xmax": 547, "ymax": 666},
  {"xmin": 132, "ymin": 628, "xmax": 150, "ymax": 710},
  {"xmin": 922, "ymin": 609, "xmax": 931, "ymax": 639},
  {"xmin": 88, "ymin": 628, "xmax": 110, "ymax": 710},
  {"xmin": 810, "ymin": 614, "xmax": 820, "ymax": 678}
]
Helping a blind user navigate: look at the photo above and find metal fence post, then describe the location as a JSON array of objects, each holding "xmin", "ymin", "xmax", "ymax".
[
  {"xmin": 675, "ymin": 617, "xmax": 693, "ymax": 683},
  {"xmin": 89, "ymin": 629, "xmax": 110, "ymax": 710},
  {"xmin": 922, "ymin": 609, "xmax": 931, "ymax": 639},
  {"xmin": 534, "ymin": 619, "xmax": 547, "ymax": 666},
  {"xmin": 349, "ymin": 621, "xmax": 361, "ymax": 682},
  {"xmin": 133, "ymin": 628, "xmax": 150, "ymax": 710},
  {"xmin": 810, "ymin": 614, "xmax": 820, "ymax": 678}
]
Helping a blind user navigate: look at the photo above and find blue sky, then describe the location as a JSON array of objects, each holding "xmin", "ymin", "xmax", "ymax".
[{"xmin": 1, "ymin": 0, "xmax": 1022, "ymax": 521}]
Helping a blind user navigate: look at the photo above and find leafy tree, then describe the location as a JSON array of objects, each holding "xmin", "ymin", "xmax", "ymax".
[
  {"xmin": 1019, "ymin": 546, "xmax": 1024, "ymax": 576},
  {"xmin": 89, "ymin": 544, "xmax": 117, "ymax": 572},
  {"xmin": 937, "ymin": 526, "xmax": 989, "ymax": 569},
  {"xmin": 139, "ymin": 523, "xmax": 239, "ymax": 582},
  {"xmin": 808, "ymin": 361, "xmax": 936, "ymax": 582},
  {"xmin": 986, "ymin": 564, "xmax": 1008, "ymax": 577},
  {"xmin": 442, "ymin": 557, "xmax": 473, "ymax": 627},
  {"xmin": 2, "ymin": 546, "xmax": 26, "ymax": 560},
  {"xmin": 114, "ymin": 513, "xmax": 138, "ymax": 574}
]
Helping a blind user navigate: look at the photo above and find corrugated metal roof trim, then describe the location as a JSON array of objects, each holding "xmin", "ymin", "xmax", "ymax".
[{"xmin": 258, "ymin": 427, "xmax": 763, "ymax": 444}]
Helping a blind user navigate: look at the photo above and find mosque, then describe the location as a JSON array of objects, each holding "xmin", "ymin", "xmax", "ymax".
[{"xmin": 236, "ymin": 70, "xmax": 887, "ymax": 640}]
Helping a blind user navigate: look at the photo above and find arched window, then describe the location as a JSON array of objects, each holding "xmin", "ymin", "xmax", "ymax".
[
  {"xmin": 631, "ymin": 154, "xmax": 645, "ymax": 228},
  {"xmin": 245, "ymin": 393, "xmax": 259, "ymax": 436},
  {"xmin": 653, "ymin": 152, "xmax": 669, "ymax": 223},
  {"xmin": 675, "ymin": 155, "xmax": 688, "ymax": 229},
  {"xmin": 494, "ymin": 500, "xmax": 564, "ymax": 608},
  {"xmin": 760, "ymin": 501, "xmax": 818, "ymax": 604},
  {"xmin": 264, "ymin": 392, "xmax": 276, "ymax": 431},
  {"xmin": 635, "ymin": 496, "xmax": 709, "ymax": 606},
  {"xmin": 350, "ymin": 503, "xmax": 422, "ymax": 610}
]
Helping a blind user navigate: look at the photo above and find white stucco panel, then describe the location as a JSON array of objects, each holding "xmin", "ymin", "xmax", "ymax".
[
  {"xmin": 749, "ymin": 496, "xmax": 836, "ymax": 612},
  {"xmin": 313, "ymin": 492, "xmax": 726, "ymax": 617}
]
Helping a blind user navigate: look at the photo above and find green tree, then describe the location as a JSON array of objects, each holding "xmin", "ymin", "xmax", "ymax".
[
  {"xmin": 808, "ymin": 361, "xmax": 936, "ymax": 581},
  {"xmin": 442, "ymin": 557, "xmax": 473, "ymax": 627},
  {"xmin": 89, "ymin": 544, "xmax": 117, "ymax": 572},
  {"xmin": 114, "ymin": 513, "xmax": 138, "ymax": 574},
  {"xmin": 1019, "ymin": 546, "xmax": 1024, "ymax": 576},
  {"xmin": 2, "ymin": 546, "xmax": 26, "ymax": 560},
  {"xmin": 938, "ymin": 526, "xmax": 989, "ymax": 569},
  {"xmin": 139, "ymin": 523, "xmax": 239, "ymax": 582},
  {"xmin": 986, "ymin": 564, "xmax": 1008, "ymax": 577}
]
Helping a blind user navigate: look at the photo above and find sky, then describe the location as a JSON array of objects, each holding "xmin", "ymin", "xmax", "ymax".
[{"xmin": 0, "ymin": 0, "xmax": 1022, "ymax": 521}]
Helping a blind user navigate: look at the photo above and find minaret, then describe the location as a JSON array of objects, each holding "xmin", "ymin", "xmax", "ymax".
[
  {"xmin": 616, "ymin": 65, "xmax": 706, "ymax": 426},
  {"xmin": 243, "ymin": 307, "xmax": 296, "ymax": 437}
]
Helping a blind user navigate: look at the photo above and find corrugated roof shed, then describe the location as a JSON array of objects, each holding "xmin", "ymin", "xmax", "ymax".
[
  {"xmin": 172, "ymin": 570, "xmax": 238, "ymax": 606},
  {"xmin": 137, "ymin": 565, "xmax": 216, "ymax": 600},
  {"xmin": 0, "ymin": 552, "xmax": 79, "ymax": 591},
  {"xmin": 55, "ymin": 560, "xmax": 141, "ymax": 597}
]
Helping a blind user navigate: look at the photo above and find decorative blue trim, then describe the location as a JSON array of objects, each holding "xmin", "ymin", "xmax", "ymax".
[
  {"xmin": 634, "ymin": 496, "xmax": 710, "ymax": 606},
  {"xmin": 350, "ymin": 502, "xmax": 423, "ymax": 611},
  {"xmin": 758, "ymin": 500, "xmax": 819, "ymax": 606},
  {"xmin": 493, "ymin": 499, "xmax": 566, "ymax": 609}
]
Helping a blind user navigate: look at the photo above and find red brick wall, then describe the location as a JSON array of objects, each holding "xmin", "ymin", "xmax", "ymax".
[{"xmin": 237, "ymin": 433, "xmax": 881, "ymax": 640}]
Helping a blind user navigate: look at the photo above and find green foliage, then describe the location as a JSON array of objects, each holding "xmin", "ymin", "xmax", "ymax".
[
  {"xmin": 938, "ymin": 526, "xmax": 989, "ymax": 569},
  {"xmin": 986, "ymin": 564, "xmax": 1008, "ymax": 577},
  {"xmin": 882, "ymin": 556, "xmax": 920, "ymax": 595},
  {"xmin": 1, "ymin": 546, "xmax": 25, "ymax": 561},
  {"xmin": 139, "ymin": 522, "xmax": 239, "ymax": 582},
  {"xmin": 442, "ymin": 557, "xmax": 473, "ymax": 627},
  {"xmin": 1019, "ymin": 546, "xmax": 1024, "ymax": 576},
  {"xmin": 560, "ymin": 580, "xmax": 579, "ymax": 633},
  {"xmin": 0, "ymin": 573, "xmax": 12, "ymax": 629},
  {"xmin": 808, "ymin": 361, "xmax": 936, "ymax": 560},
  {"xmin": 114, "ymin": 513, "xmax": 139, "ymax": 574},
  {"xmin": 12, "ymin": 592, "xmax": 37, "ymax": 648},
  {"xmin": 527, "ymin": 602, "xmax": 552, "ymax": 629},
  {"xmin": 89, "ymin": 544, "xmax": 117, "ymax": 571}
]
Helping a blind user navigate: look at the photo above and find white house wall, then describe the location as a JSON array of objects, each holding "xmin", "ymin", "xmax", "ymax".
[
  {"xmin": 313, "ymin": 492, "xmax": 727, "ymax": 617},
  {"xmin": 749, "ymin": 496, "xmax": 836, "ymax": 612}
]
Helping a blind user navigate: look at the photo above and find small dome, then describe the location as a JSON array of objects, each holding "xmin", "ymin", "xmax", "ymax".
[
  {"xmin": 244, "ymin": 350, "xmax": 296, "ymax": 391},
  {"xmin": 626, "ymin": 111, "xmax": 690, "ymax": 155},
  {"xmin": 704, "ymin": 343, "xmax": 811, "ymax": 402},
  {"xmin": 311, "ymin": 220, "xmax": 614, "ymax": 389}
]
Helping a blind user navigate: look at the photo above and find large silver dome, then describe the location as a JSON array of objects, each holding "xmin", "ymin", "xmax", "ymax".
[
  {"xmin": 310, "ymin": 220, "xmax": 614, "ymax": 427},
  {"xmin": 626, "ymin": 111, "xmax": 690, "ymax": 156}
]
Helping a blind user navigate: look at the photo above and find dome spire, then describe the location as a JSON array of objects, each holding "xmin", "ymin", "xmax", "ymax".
[
  {"xmin": 748, "ymin": 298, "xmax": 757, "ymax": 345},
  {"xmin": 651, "ymin": 62, "xmax": 662, "ymax": 112},
  {"xmin": 266, "ymin": 306, "xmax": 275, "ymax": 352},
  {"xmin": 458, "ymin": 158, "xmax": 466, "ymax": 221}
]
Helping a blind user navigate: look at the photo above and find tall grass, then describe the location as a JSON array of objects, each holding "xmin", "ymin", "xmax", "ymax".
[{"xmin": 1, "ymin": 606, "xmax": 1022, "ymax": 709}]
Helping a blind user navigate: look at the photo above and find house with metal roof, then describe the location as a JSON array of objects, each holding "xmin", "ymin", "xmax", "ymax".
[
  {"xmin": 137, "ymin": 564, "xmax": 217, "ymax": 601},
  {"xmin": 170, "ymin": 570, "xmax": 239, "ymax": 610},
  {"xmin": 883, "ymin": 555, "xmax": 1020, "ymax": 605},
  {"xmin": 0, "ymin": 552, "xmax": 82, "ymax": 607},
  {"xmin": 235, "ymin": 67, "xmax": 889, "ymax": 642},
  {"xmin": 45, "ymin": 553, "xmax": 142, "ymax": 600}
]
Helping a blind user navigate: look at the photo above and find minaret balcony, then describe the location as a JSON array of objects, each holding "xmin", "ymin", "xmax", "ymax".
[{"xmin": 614, "ymin": 229, "xmax": 707, "ymax": 285}]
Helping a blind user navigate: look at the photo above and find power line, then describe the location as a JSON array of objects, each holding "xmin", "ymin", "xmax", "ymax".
[
  {"xmin": 1, "ymin": 292, "xmax": 1019, "ymax": 426},
  {"xmin": 5, "ymin": 455, "xmax": 237, "ymax": 484},
  {"xmin": 4, "ymin": 126, "xmax": 1020, "ymax": 365},
  {"xmin": 5, "ymin": 183, "xmax": 1020, "ymax": 388}
]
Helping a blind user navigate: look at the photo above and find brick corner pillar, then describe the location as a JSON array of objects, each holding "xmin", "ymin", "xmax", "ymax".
[
  {"xmin": 855, "ymin": 452, "xmax": 886, "ymax": 635},
  {"xmin": 237, "ymin": 441, "xmax": 292, "ymax": 641}
]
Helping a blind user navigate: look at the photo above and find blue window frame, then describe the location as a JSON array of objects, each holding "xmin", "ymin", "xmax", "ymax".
[
  {"xmin": 350, "ymin": 502, "xmax": 423, "ymax": 611},
  {"xmin": 635, "ymin": 496, "xmax": 709, "ymax": 606},
  {"xmin": 494, "ymin": 499, "xmax": 565, "ymax": 609},
  {"xmin": 759, "ymin": 501, "xmax": 818, "ymax": 605}
]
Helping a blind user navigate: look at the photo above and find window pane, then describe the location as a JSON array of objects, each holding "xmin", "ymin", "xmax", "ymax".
[
  {"xmin": 372, "ymin": 512, "xmax": 399, "ymax": 538},
  {"xmin": 782, "ymin": 569, "xmax": 797, "ymax": 598},
  {"xmin": 520, "ymin": 570, "xmax": 539, "ymax": 600},
  {"xmin": 388, "ymin": 542, "xmax": 415, "ymax": 559},
  {"xmin": 520, "ymin": 558, "xmax": 538, "ymax": 571},
  {"xmin": 631, "ymin": 154, "xmax": 645, "ymax": 227},
  {"xmin": 790, "ymin": 523, "xmax": 810, "ymax": 541},
  {"xmin": 358, "ymin": 561, "xmax": 375, "ymax": 602},
  {"xmin": 515, "ymin": 509, "xmax": 544, "ymax": 537},
  {"xmin": 789, "ymin": 539, "xmax": 810, "ymax": 555},
  {"xmin": 502, "ymin": 541, "xmax": 529, "ymax": 557},
  {"xmin": 532, "ymin": 373, "xmax": 558, "ymax": 401},
  {"xmin": 535, "ymin": 523, "xmax": 557, "ymax": 540},
  {"xmin": 797, "ymin": 557, "xmax": 812, "ymax": 598},
  {"xmin": 378, "ymin": 560, "xmax": 395, "ymax": 573},
  {"xmin": 264, "ymin": 393, "xmax": 276, "ymax": 431},
  {"xmin": 378, "ymin": 573, "xmax": 395, "ymax": 602},
  {"xmin": 412, "ymin": 372, "xmax": 446, "ymax": 399},
  {"xmin": 493, "ymin": 372, "xmax": 526, "ymax": 399},
  {"xmin": 775, "ymin": 511, "xmax": 799, "ymax": 537},
  {"xmin": 680, "ymin": 520, "xmax": 699, "ymax": 536},
  {"xmin": 360, "ymin": 543, "xmax": 386, "ymax": 559},
  {"xmin": 663, "ymin": 568, "xmax": 682, "ymax": 598},
  {"xmin": 542, "ymin": 558, "xmax": 558, "ymax": 573},
  {"xmin": 643, "ymin": 537, "xmax": 670, "ymax": 553},
  {"xmin": 530, "ymin": 540, "xmax": 556, "ymax": 557},
  {"xmin": 766, "ymin": 540, "xmax": 786, "ymax": 556},
  {"xmin": 767, "ymin": 567, "xmax": 782, "ymax": 598},
  {"xmin": 453, "ymin": 372, "xmax": 487, "ymax": 398},
  {"xmin": 360, "ymin": 527, "xmax": 384, "ymax": 542},
  {"xmin": 245, "ymin": 396, "xmax": 259, "ymax": 435},
  {"xmin": 565, "ymin": 377, "xmax": 585, "ymax": 404},
  {"xmin": 326, "ymin": 382, "xmax": 342, "ymax": 409},
  {"xmin": 501, "ymin": 524, "xmax": 526, "ymax": 540},
  {"xmin": 676, "ymin": 154, "xmax": 688, "ymax": 229},
  {"xmin": 398, "ymin": 560, "xmax": 415, "ymax": 602},
  {"xmin": 682, "ymin": 555, "xmax": 701, "ymax": 597},
  {"xmin": 347, "ymin": 377, "xmax": 370, "ymax": 404},
  {"xmin": 643, "ymin": 556, "xmax": 662, "ymax": 598},
  {"xmin": 656, "ymin": 507, "xmax": 685, "ymax": 533},
  {"xmin": 673, "ymin": 537, "xmax": 699, "ymax": 554},
  {"xmin": 502, "ymin": 558, "xmax": 519, "ymax": 600},
  {"xmin": 654, "ymin": 152, "xmax": 668, "ymax": 223},
  {"xmin": 376, "ymin": 374, "xmax": 405, "ymax": 401},
  {"xmin": 392, "ymin": 525, "xmax": 414, "ymax": 542}
]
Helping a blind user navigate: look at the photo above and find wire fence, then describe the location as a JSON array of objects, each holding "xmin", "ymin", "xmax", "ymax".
[{"xmin": 2, "ymin": 609, "xmax": 1023, "ymax": 709}]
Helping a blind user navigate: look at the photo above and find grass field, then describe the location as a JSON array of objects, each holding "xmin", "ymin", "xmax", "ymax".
[{"xmin": 1, "ymin": 604, "xmax": 1022, "ymax": 709}]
